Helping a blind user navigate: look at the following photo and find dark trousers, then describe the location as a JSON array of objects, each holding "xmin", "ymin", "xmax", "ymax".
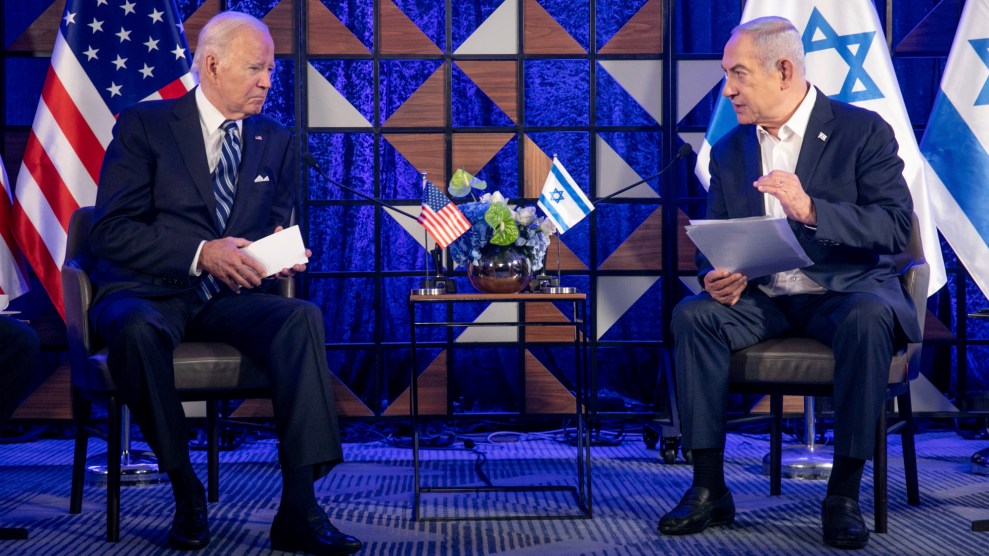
[
  {"xmin": 91, "ymin": 289, "xmax": 342, "ymax": 478},
  {"xmin": 0, "ymin": 316, "xmax": 38, "ymax": 423},
  {"xmin": 671, "ymin": 288, "xmax": 898, "ymax": 461}
]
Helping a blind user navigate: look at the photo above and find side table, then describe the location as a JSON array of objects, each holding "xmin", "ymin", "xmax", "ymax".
[{"xmin": 408, "ymin": 292, "xmax": 591, "ymax": 521}]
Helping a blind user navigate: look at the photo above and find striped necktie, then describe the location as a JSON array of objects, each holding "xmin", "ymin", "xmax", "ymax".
[{"xmin": 199, "ymin": 120, "xmax": 242, "ymax": 300}]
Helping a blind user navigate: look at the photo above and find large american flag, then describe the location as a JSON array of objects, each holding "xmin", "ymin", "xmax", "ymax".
[
  {"xmin": 418, "ymin": 180, "xmax": 471, "ymax": 249},
  {"xmin": 1, "ymin": 157, "xmax": 29, "ymax": 300},
  {"xmin": 12, "ymin": 0, "xmax": 195, "ymax": 318}
]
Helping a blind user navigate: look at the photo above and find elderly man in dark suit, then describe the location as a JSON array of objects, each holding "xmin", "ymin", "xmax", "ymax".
[
  {"xmin": 659, "ymin": 17, "xmax": 920, "ymax": 551},
  {"xmin": 90, "ymin": 11, "xmax": 360, "ymax": 554}
]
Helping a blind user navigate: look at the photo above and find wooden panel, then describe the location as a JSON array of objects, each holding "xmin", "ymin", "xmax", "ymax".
[
  {"xmin": 452, "ymin": 133, "xmax": 514, "ymax": 175},
  {"xmin": 11, "ymin": 363, "xmax": 72, "ymax": 420},
  {"xmin": 383, "ymin": 70, "xmax": 446, "ymax": 128},
  {"xmin": 676, "ymin": 209, "xmax": 698, "ymax": 271},
  {"xmin": 523, "ymin": 0, "xmax": 585, "ymax": 54},
  {"xmin": 894, "ymin": 0, "xmax": 962, "ymax": 55},
  {"xmin": 228, "ymin": 371, "xmax": 373, "ymax": 417},
  {"xmin": 598, "ymin": 0, "xmax": 663, "ymax": 55},
  {"xmin": 382, "ymin": 133, "xmax": 446, "ymax": 186},
  {"xmin": 379, "ymin": 0, "xmax": 443, "ymax": 55},
  {"xmin": 5, "ymin": 0, "xmax": 64, "ymax": 52},
  {"xmin": 383, "ymin": 351, "xmax": 448, "ymax": 416},
  {"xmin": 750, "ymin": 395, "xmax": 804, "ymax": 414},
  {"xmin": 307, "ymin": 0, "xmax": 370, "ymax": 55},
  {"xmin": 523, "ymin": 135, "xmax": 552, "ymax": 198},
  {"xmin": 455, "ymin": 61, "xmax": 518, "ymax": 122},
  {"xmin": 183, "ymin": 0, "xmax": 221, "ymax": 54},
  {"xmin": 524, "ymin": 351, "xmax": 576, "ymax": 414},
  {"xmin": 262, "ymin": 0, "xmax": 296, "ymax": 56},
  {"xmin": 542, "ymin": 234, "xmax": 588, "ymax": 271},
  {"xmin": 599, "ymin": 207, "xmax": 663, "ymax": 270},
  {"xmin": 524, "ymin": 302, "xmax": 582, "ymax": 343}
]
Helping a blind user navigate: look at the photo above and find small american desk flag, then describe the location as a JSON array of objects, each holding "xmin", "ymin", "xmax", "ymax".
[
  {"xmin": 418, "ymin": 179, "xmax": 470, "ymax": 249},
  {"xmin": 12, "ymin": 0, "xmax": 195, "ymax": 318}
]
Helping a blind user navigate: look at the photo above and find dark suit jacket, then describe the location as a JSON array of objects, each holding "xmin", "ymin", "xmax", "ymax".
[
  {"xmin": 90, "ymin": 89, "xmax": 297, "ymax": 305},
  {"xmin": 702, "ymin": 88, "xmax": 921, "ymax": 342}
]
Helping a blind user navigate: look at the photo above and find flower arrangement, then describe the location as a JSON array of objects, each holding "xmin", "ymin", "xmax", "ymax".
[{"xmin": 445, "ymin": 168, "xmax": 554, "ymax": 272}]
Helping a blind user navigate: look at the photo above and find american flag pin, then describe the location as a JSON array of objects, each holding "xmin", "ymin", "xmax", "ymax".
[{"xmin": 818, "ymin": 132, "xmax": 828, "ymax": 142}]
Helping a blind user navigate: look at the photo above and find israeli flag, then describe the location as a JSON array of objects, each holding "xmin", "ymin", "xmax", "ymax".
[
  {"xmin": 921, "ymin": 0, "xmax": 989, "ymax": 299},
  {"xmin": 694, "ymin": 0, "xmax": 946, "ymax": 296},
  {"xmin": 538, "ymin": 157, "xmax": 594, "ymax": 234}
]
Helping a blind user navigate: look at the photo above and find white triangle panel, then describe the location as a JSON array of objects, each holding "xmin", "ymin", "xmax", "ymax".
[
  {"xmin": 596, "ymin": 275, "xmax": 660, "ymax": 340},
  {"xmin": 596, "ymin": 135, "xmax": 659, "ymax": 199},
  {"xmin": 676, "ymin": 60, "xmax": 725, "ymax": 123},
  {"xmin": 456, "ymin": 302, "xmax": 519, "ymax": 343},
  {"xmin": 677, "ymin": 131, "xmax": 706, "ymax": 158},
  {"xmin": 307, "ymin": 63, "xmax": 372, "ymax": 128},
  {"xmin": 454, "ymin": 0, "xmax": 518, "ymax": 55},
  {"xmin": 598, "ymin": 60, "xmax": 662, "ymax": 124}
]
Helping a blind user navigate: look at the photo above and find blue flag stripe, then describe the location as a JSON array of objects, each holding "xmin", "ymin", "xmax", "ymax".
[
  {"xmin": 538, "ymin": 197, "xmax": 572, "ymax": 233},
  {"xmin": 922, "ymin": 92, "xmax": 989, "ymax": 246},
  {"xmin": 550, "ymin": 164, "xmax": 592, "ymax": 215}
]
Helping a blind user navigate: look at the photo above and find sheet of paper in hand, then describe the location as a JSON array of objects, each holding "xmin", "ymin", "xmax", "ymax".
[
  {"xmin": 241, "ymin": 225, "xmax": 309, "ymax": 277},
  {"xmin": 685, "ymin": 216, "xmax": 812, "ymax": 279}
]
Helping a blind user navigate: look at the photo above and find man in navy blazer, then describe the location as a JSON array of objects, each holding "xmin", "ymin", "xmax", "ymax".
[
  {"xmin": 659, "ymin": 17, "xmax": 919, "ymax": 550},
  {"xmin": 90, "ymin": 12, "xmax": 360, "ymax": 555}
]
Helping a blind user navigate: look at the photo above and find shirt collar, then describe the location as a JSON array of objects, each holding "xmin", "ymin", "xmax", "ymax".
[
  {"xmin": 757, "ymin": 84, "xmax": 816, "ymax": 143},
  {"xmin": 195, "ymin": 87, "xmax": 242, "ymax": 134}
]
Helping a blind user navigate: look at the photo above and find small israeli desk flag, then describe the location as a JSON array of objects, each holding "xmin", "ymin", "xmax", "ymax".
[{"xmin": 538, "ymin": 156, "xmax": 594, "ymax": 234}]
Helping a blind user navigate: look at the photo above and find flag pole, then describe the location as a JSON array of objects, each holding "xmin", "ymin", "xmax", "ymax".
[{"xmin": 412, "ymin": 171, "xmax": 454, "ymax": 296}]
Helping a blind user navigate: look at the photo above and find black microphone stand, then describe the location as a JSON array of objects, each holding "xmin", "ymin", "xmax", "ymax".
[
  {"xmin": 595, "ymin": 143, "xmax": 693, "ymax": 204},
  {"xmin": 303, "ymin": 154, "xmax": 455, "ymax": 293}
]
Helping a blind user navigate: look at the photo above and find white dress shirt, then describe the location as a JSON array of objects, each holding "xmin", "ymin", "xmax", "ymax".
[{"xmin": 755, "ymin": 85, "xmax": 826, "ymax": 297}]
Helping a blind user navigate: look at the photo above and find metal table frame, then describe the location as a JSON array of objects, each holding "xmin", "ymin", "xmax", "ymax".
[{"xmin": 408, "ymin": 293, "xmax": 591, "ymax": 521}]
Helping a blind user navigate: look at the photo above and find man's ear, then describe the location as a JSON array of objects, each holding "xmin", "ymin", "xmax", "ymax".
[{"xmin": 778, "ymin": 59, "xmax": 795, "ymax": 89}]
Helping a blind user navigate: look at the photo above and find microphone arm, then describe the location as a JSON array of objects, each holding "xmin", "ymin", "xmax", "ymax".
[
  {"xmin": 303, "ymin": 153, "xmax": 419, "ymax": 221},
  {"xmin": 595, "ymin": 143, "xmax": 693, "ymax": 203}
]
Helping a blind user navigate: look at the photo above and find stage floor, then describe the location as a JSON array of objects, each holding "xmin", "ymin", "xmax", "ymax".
[{"xmin": 0, "ymin": 427, "xmax": 987, "ymax": 555}]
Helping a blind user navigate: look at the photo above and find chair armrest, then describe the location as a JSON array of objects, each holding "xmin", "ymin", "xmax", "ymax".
[{"xmin": 61, "ymin": 261, "xmax": 94, "ymax": 371}]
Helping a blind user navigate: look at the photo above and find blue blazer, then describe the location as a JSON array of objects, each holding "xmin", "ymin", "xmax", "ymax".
[
  {"xmin": 702, "ymin": 89, "xmax": 921, "ymax": 342},
  {"xmin": 90, "ymin": 89, "xmax": 297, "ymax": 304}
]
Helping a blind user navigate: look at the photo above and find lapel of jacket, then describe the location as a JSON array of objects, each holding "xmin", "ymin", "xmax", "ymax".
[
  {"xmin": 794, "ymin": 87, "xmax": 835, "ymax": 196},
  {"xmin": 169, "ymin": 90, "xmax": 214, "ymax": 212},
  {"xmin": 225, "ymin": 116, "xmax": 265, "ymax": 232},
  {"xmin": 741, "ymin": 127, "xmax": 765, "ymax": 216}
]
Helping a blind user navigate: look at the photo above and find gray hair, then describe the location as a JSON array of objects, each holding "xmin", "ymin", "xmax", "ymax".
[
  {"xmin": 191, "ymin": 11, "xmax": 270, "ymax": 78},
  {"xmin": 731, "ymin": 16, "xmax": 805, "ymax": 77}
]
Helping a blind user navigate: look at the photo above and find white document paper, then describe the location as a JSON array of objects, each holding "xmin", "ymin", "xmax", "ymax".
[
  {"xmin": 242, "ymin": 225, "xmax": 309, "ymax": 278},
  {"xmin": 685, "ymin": 216, "xmax": 812, "ymax": 279}
]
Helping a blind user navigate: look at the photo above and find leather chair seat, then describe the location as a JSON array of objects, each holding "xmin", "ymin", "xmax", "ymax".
[
  {"xmin": 729, "ymin": 338, "xmax": 911, "ymax": 385},
  {"xmin": 82, "ymin": 343, "xmax": 271, "ymax": 393}
]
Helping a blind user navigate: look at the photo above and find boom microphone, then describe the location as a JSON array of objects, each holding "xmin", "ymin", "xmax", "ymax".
[{"xmin": 595, "ymin": 143, "xmax": 693, "ymax": 203}]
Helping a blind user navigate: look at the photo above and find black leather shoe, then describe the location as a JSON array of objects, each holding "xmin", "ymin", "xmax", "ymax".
[
  {"xmin": 821, "ymin": 495, "xmax": 869, "ymax": 550},
  {"xmin": 658, "ymin": 487, "xmax": 735, "ymax": 535},
  {"xmin": 168, "ymin": 497, "xmax": 210, "ymax": 550},
  {"xmin": 270, "ymin": 505, "xmax": 363, "ymax": 555}
]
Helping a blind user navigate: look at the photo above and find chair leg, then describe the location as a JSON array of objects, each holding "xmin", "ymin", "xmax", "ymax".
[
  {"xmin": 207, "ymin": 400, "xmax": 219, "ymax": 503},
  {"xmin": 106, "ymin": 396, "xmax": 122, "ymax": 543},
  {"xmin": 874, "ymin": 403, "xmax": 888, "ymax": 534},
  {"xmin": 898, "ymin": 387, "xmax": 920, "ymax": 506},
  {"xmin": 70, "ymin": 388, "xmax": 91, "ymax": 515},
  {"xmin": 770, "ymin": 394, "xmax": 783, "ymax": 496}
]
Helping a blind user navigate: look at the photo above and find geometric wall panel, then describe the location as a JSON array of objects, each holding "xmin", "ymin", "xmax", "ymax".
[
  {"xmin": 523, "ymin": 0, "xmax": 585, "ymax": 54},
  {"xmin": 598, "ymin": 0, "xmax": 663, "ymax": 54},
  {"xmin": 454, "ymin": 0, "xmax": 518, "ymax": 55},
  {"xmin": 379, "ymin": 0, "xmax": 443, "ymax": 54},
  {"xmin": 596, "ymin": 275, "xmax": 662, "ymax": 340},
  {"xmin": 598, "ymin": 60, "xmax": 663, "ymax": 124},
  {"xmin": 596, "ymin": 135, "xmax": 660, "ymax": 200},
  {"xmin": 455, "ymin": 61, "xmax": 519, "ymax": 123},
  {"xmin": 307, "ymin": 0, "xmax": 372, "ymax": 55},
  {"xmin": 307, "ymin": 63, "xmax": 372, "ymax": 128}
]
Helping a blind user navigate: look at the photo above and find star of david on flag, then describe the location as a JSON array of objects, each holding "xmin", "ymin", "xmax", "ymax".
[
  {"xmin": 692, "ymin": 0, "xmax": 946, "ymax": 296},
  {"xmin": 538, "ymin": 157, "xmax": 594, "ymax": 234},
  {"xmin": 418, "ymin": 178, "xmax": 471, "ymax": 249},
  {"xmin": 921, "ymin": 0, "xmax": 989, "ymax": 299},
  {"xmin": 12, "ymin": 0, "xmax": 195, "ymax": 318}
]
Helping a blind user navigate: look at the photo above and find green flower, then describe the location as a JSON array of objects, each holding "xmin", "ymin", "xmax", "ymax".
[
  {"xmin": 485, "ymin": 201, "xmax": 519, "ymax": 246},
  {"xmin": 448, "ymin": 168, "xmax": 487, "ymax": 199}
]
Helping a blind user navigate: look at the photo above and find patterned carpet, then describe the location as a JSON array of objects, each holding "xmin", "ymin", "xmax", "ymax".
[{"xmin": 0, "ymin": 427, "xmax": 987, "ymax": 555}]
